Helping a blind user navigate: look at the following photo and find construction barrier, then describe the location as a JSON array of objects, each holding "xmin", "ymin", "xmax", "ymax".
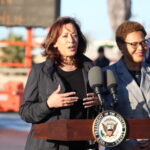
[{"xmin": 0, "ymin": 81, "xmax": 24, "ymax": 112}]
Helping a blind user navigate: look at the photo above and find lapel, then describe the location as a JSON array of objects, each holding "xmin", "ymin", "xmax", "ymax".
[
  {"xmin": 115, "ymin": 59, "xmax": 145, "ymax": 104},
  {"xmin": 140, "ymin": 63, "xmax": 150, "ymax": 105},
  {"xmin": 43, "ymin": 59, "xmax": 69, "ymax": 118},
  {"xmin": 82, "ymin": 58, "xmax": 94, "ymax": 94},
  {"xmin": 43, "ymin": 59, "xmax": 66, "ymax": 94}
]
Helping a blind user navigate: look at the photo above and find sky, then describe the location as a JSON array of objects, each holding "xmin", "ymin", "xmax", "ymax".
[
  {"xmin": 0, "ymin": 0, "xmax": 150, "ymax": 42},
  {"xmin": 61, "ymin": 0, "xmax": 150, "ymax": 41}
]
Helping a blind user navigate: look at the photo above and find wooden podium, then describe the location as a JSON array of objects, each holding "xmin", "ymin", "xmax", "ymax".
[{"xmin": 33, "ymin": 119, "xmax": 150, "ymax": 141}]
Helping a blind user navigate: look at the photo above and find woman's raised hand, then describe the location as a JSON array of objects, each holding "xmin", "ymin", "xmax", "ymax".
[{"xmin": 47, "ymin": 85, "xmax": 78, "ymax": 108}]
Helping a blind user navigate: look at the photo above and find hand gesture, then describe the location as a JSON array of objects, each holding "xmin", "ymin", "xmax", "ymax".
[
  {"xmin": 47, "ymin": 85, "xmax": 78, "ymax": 108},
  {"xmin": 83, "ymin": 93, "xmax": 100, "ymax": 108}
]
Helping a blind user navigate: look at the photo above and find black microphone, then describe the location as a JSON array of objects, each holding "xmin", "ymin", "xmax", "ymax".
[
  {"xmin": 88, "ymin": 66, "xmax": 104, "ymax": 107},
  {"xmin": 106, "ymin": 69, "xmax": 118, "ymax": 107}
]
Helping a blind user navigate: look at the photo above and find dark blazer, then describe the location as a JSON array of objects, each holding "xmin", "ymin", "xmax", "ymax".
[{"xmin": 19, "ymin": 55, "xmax": 95, "ymax": 150}]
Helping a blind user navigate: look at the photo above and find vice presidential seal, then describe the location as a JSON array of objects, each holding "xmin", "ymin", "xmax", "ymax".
[{"xmin": 92, "ymin": 110, "xmax": 126, "ymax": 147}]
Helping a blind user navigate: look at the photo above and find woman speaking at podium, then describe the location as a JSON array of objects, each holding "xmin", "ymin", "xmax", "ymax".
[
  {"xmin": 19, "ymin": 17, "xmax": 99, "ymax": 150},
  {"xmin": 105, "ymin": 21, "xmax": 150, "ymax": 150}
]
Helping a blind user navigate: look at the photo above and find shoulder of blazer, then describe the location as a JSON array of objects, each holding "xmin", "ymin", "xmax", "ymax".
[
  {"xmin": 32, "ymin": 59, "xmax": 54, "ymax": 75},
  {"xmin": 82, "ymin": 55, "xmax": 94, "ymax": 70},
  {"xmin": 102, "ymin": 57, "xmax": 123, "ymax": 72},
  {"xmin": 82, "ymin": 55, "xmax": 92, "ymax": 62},
  {"xmin": 31, "ymin": 62, "xmax": 46, "ymax": 75}
]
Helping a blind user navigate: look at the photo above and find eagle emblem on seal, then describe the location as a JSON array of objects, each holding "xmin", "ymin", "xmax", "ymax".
[{"xmin": 102, "ymin": 123, "xmax": 118, "ymax": 137}]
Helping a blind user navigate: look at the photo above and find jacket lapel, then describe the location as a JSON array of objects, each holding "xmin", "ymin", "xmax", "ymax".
[
  {"xmin": 43, "ymin": 59, "xmax": 66, "ymax": 94},
  {"xmin": 82, "ymin": 60, "xmax": 94, "ymax": 94},
  {"xmin": 43, "ymin": 59, "xmax": 70, "ymax": 118},
  {"xmin": 140, "ymin": 63, "xmax": 150, "ymax": 110},
  {"xmin": 116, "ymin": 59, "xmax": 145, "ymax": 104}
]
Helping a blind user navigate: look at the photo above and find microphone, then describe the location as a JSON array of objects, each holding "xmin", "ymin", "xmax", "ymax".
[
  {"xmin": 88, "ymin": 66, "xmax": 103, "ymax": 150},
  {"xmin": 106, "ymin": 69, "xmax": 118, "ymax": 107},
  {"xmin": 88, "ymin": 66, "xmax": 104, "ymax": 107}
]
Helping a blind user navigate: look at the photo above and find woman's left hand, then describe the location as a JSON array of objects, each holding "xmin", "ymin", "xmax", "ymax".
[{"xmin": 83, "ymin": 93, "xmax": 100, "ymax": 108}]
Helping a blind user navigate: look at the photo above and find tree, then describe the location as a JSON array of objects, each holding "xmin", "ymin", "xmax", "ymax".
[{"xmin": 0, "ymin": 33, "xmax": 25, "ymax": 63}]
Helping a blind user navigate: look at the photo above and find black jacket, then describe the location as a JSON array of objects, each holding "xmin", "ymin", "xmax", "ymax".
[
  {"xmin": 19, "ymin": 55, "xmax": 96, "ymax": 150},
  {"xmin": 95, "ymin": 57, "xmax": 110, "ymax": 68}
]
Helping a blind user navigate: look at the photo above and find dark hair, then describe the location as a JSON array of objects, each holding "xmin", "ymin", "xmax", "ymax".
[
  {"xmin": 42, "ymin": 17, "xmax": 87, "ymax": 67},
  {"xmin": 97, "ymin": 46, "xmax": 104, "ymax": 53},
  {"xmin": 116, "ymin": 21, "xmax": 147, "ymax": 49}
]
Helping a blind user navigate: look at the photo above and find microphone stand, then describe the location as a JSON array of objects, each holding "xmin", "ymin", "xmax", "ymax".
[
  {"xmin": 86, "ymin": 86, "xmax": 105, "ymax": 150},
  {"xmin": 86, "ymin": 141, "xmax": 98, "ymax": 150},
  {"xmin": 86, "ymin": 104, "xmax": 98, "ymax": 150},
  {"xmin": 94, "ymin": 86, "xmax": 105, "ymax": 111}
]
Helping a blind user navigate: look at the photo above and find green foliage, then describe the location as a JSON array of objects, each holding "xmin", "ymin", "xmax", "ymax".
[
  {"xmin": 103, "ymin": 44, "xmax": 114, "ymax": 49},
  {"xmin": 0, "ymin": 33, "xmax": 25, "ymax": 63}
]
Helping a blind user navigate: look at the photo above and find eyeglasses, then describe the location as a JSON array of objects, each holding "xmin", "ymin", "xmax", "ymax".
[{"xmin": 124, "ymin": 39, "xmax": 148, "ymax": 49}]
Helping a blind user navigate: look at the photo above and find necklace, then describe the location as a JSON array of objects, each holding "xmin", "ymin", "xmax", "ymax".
[{"xmin": 62, "ymin": 56, "xmax": 75, "ymax": 65}]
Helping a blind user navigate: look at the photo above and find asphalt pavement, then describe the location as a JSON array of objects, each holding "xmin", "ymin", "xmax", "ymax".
[{"xmin": 0, "ymin": 113, "xmax": 30, "ymax": 150}]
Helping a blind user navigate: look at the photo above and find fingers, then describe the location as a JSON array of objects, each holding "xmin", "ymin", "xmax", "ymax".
[
  {"xmin": 86, "ymin": 93, "xmax": 95, "ymax": 97},
  {"xmin": 62, "ymin": 96, "xmax": 78, "ymax": 107},
  {"xmin": 83, "ymin": 102, "xmax": 94, "ymax": 108},
  {"xmin": 59, "ymin": 89, "xmax": 78, "ymax": 107},
  {"xmin": 83, "ymin": 100, "xmax": 98, "ymax": 108},
  {"xmin": 83, "ymin": 93, "xmax": 100, "ymax": 108},
  {"xmin": 61, "ymin": 91, "xmax": 76, "ymax": 97},
  {"xmin": 56, "ymin": 85, "xmax": 78, "ymax": 107},
  {"xmin": 64, "ymin": 96, "xmax": 78, "ymax": 102},
  {"xmin": 62, "ymin": 100, "xmax": 75, "ymax": 107}
]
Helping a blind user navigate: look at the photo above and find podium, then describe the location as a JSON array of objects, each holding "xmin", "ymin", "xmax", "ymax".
[{"xmin": 33, "ymin": 119, "xmax": 150, "ymax": 141}]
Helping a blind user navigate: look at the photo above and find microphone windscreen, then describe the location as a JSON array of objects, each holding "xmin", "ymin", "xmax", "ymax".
[
  {"xmin": 106, "ymin": 69, "xmax": 117, "ymax": 89},
  {"xmin": 88, "ymin": 66, "xmax": 103, "ymax": 88}
]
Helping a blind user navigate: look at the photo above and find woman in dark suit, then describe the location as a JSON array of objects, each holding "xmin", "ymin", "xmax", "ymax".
[{"xmin": 19, "ymin": 17, "xmax": 99, "ymax": 150}]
